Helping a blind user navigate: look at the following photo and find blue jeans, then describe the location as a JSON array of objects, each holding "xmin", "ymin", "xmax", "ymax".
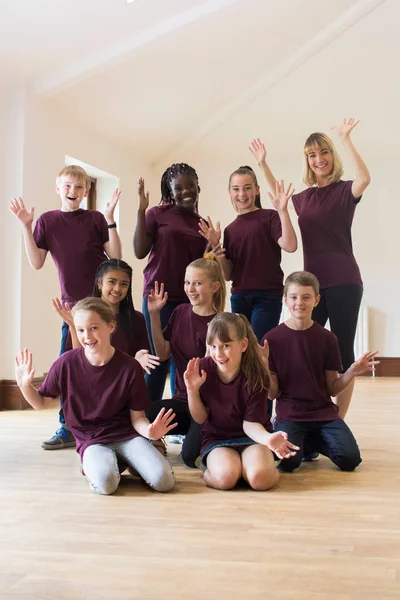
[
  {"xmin": 142, "ymin": 298, "xmax": 182, "ymax": 403},
  {"xmin": 230, "ymin": 290, "xmax": 282, "ymax": 342},
  {"xmin": 58, "ymin": 321, "xmax": 70, "ymax": 426},
  {"xmin": 274, "ymin": 420, "xmax": 362, "ymax": 472}
]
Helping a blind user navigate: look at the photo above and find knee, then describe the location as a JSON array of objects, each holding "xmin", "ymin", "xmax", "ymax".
[
  {"xmin": 207, "ymin": 470, "xmax": 240, "ymax": 490},
  {"xmin": 89, "ymin": 471, "xmax": 120, "ymax": 495},
  {"xmin": 148, "ymin": 463, "xmax": 175, "ymax": 493},
  {"xmin": 246, "ymin": 467, "xmax": 279, "ymax": 491},
  {"xmin": 278, "ymin": 457, "xmax": 302, "ymax": 473},
  {"xmin": 334, "ymin": 451, "xmax": 362, "ymax": 472}
]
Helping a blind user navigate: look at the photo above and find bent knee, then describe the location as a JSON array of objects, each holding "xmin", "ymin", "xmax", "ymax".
[
  {"xmin": 334, "ymin": 452, "xmax": 362, "ymax": 472},
  {"xmin": 89, "ymin": 472, "xmax": 120, "ymax": 495},
  {"xmin": 207, "ymin": 470, "xmax": 240, "ymax": 490},
  {"xmin": 148, "ymin": 465, "xmax": 175, "ymax": 493},
  {"xmin": 278, "ymin": 458, "xmax": 302, "ymax": 473},
  {"xmin": 246, "ymin": 467, "xmax": 279, "ymax": 491}
]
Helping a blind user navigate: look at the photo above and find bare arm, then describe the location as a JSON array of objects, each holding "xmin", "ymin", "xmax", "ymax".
[
  {"xmin": 268, "ymin": 181, "xmax": 298, "ymax": 253},
  {"xmin": 184, "ymin": 358, "xmax": 209, "ymax": 424},
  {"xmin": 243, "ymin": 421, "xmax": 299, "ymax": 459},
  {"xmin": 213, "ymin": 244, "xmax": 233, "ymax": 281},
  {"xmin": 131, "ymin": 408, "xmax": 177, "ymax": 439},
  {"xmin": 258, "ymin": 339, "xmax": 279, "ymax": 400},
  {"xmin": 325, "ymin": 351, "xmax": 379, "ymax": 398},
  {"xmin": 15, "ymin": 349, "xmax": 53, "ymax": 409},
  {"xmin": 148, "ymin": 282, "xmax": 171, "ymax": 360},
  {"xmin": 133, "ymin": 177, "xmax": 153, "ymax": 259},
  {"xmin": 331, "ymin": 119, "xmax": 371, "ymax": 198},
  {"xmin": 103, "ymin": 189, "xmax": 122, "ymax": 259},
  {"xmin": 52, "ymin": 299, "xmax": 80, "ymax": 349},
  {"xmin": 9, "ymin": 198, "xmax": 47, "ymax": 269},
  {"xmin": 249, "ymin": 139, "xmax": 278, "ymax": 193}
]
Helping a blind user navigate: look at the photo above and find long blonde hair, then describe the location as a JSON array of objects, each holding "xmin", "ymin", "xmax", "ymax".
[
  {"xmin": 303, "ymin": 132, "xmax": 343, "ymax": 187},
  {"xmin": 188, "ymin": 254, "xmax": 226, "ymax": 313},
  {"xmin": 206, "ymin": 312, "xmax": 268, "ymax": 393}
]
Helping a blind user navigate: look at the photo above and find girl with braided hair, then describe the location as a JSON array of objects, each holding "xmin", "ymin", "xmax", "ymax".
[{"xmin": 133, "ymin": 163, "xmax": 207, "ymax": 404}]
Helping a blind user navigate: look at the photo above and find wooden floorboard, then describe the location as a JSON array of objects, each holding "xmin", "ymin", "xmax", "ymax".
[{"xmin": 1, "ymin": 377, "xmax": 399, "ymax": 599}]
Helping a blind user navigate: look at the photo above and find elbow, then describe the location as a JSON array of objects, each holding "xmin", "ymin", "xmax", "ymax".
[{"xmin": 286, "ymin": 241, "xmax": 298, "ymax": 253}]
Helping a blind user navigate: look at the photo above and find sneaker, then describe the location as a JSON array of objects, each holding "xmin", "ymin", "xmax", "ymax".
[
  {"xmin": 41, "ymin": 427, "xmax": 76, "ymax": 450},
  {"xmin": 151, "ymin": 438, "xmax": 167, "ymax": 456},
  {"xmin": 168, "ymin": 434, "xmax": 185, "ymax": 445},
  {"xmin": 302, "ymin": 452, "xmax": 320, "ymax": 462}
]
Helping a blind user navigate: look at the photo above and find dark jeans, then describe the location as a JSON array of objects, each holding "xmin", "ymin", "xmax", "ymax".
[
  {"xmin": 146, "ymin": 399, "xmax": 202, "ymax": 468},
  {"xmin": 230, "ymin": 290, "xmax": 282, "ymax": 342},
  {"xmin": 142, "ymin": 298, "xmax": 183, "ymax": 404},
  {"xmin": 58, "ymin": 321, "xmax": 70, "ymax": 426},
  {"xmin": 275, "ymin": 420, "xmax": 362, "ymax": 472},
  {"xmin": 312, "ymin": 284, "xmax": 363, "ymax": 371}
]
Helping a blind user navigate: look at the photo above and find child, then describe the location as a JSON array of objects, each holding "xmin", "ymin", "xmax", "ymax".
[
  {"xmin": 15, "ymin": 298, "xmax": 176, "ymax": 495},
  {"xmin": 9, "ymin": 165, "xmax": 122, "ymax": 449},
  {"xmin": 262, "ymin": 271, "xmax": 378, "ymax": 473},
  {"xmin": 250, "ymin": 120, "xmax": 371, "ymax": 416},
  {"xmin": 53, "ymin": 258, "xmax": 159, "ymax": 374},
  {"xmin": 183, "ymin": 313, "xmax": 299, "ymax": 491},
  {"xmin": 133, "ymin": 164, "xmax": 207, "ymax": 404},
  {"xmin": 146, "ymin": 254, "xmax": 226, "ymax": 466},
  {"xmin": 199, "ymin": 166, "xmax": 297, "ymax": 341}
]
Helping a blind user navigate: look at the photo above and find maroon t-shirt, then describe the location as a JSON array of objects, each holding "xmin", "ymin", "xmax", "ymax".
[
  {"xmin": 198, "ymin": 357, "xmax": 272, "ymax": 452},
  {"xmin": 224, "ymin": 209, "xmax": 283, "ymax": 293},
  {"xmin": 33, "ymin": 209, "xmax": 109, "ymax": 304},
  {"xmin": 143, "ymin": 205, "xmax": 207, "ymax": 301},
  {"xmin": 38, "ymin": 348, "xmax": 151, "ymax": 458},
  {"xmin": 292, "ymin": 180, "xmax": 362, "ymax": 289},
  {"xmin": 263, "ymin": 322, "xmax": 342, "ymax": 423},
  {"xmin": 163, "ymin": 304, "xmax": 214, "ymax": 402},
  {"xmin": 65, "ymin": 311, "xmax": 150, "ymax": 356}
]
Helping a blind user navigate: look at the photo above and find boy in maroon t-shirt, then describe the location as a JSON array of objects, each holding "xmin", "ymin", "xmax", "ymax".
[
  {"xmin": 262, "ymin": 271, "xmax": 378, "ymax": 473},
  {"xmin": 9, "ymin": 165, "xmax": 122, "ymax": 449}
]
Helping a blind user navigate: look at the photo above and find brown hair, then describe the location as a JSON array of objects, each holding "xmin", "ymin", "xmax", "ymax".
[
  {"xmin": 284, "ymin": 271, "xmax": 320, "ymax": 297},
  {"xmin": 188, "ymin": 254, "xmax": 226, "ymax": 313},
  {"xmin": 56, "ymin": 165, "xmax": 91, "ymax": 191},
  {"xmin": 72, "ymin": 297, "xmax": 116, "ymax": 328},
  {"xmin": 206, "ymin": 312, "xmax": 268, "ymax": 393},
  {"xmin": 303, "ymin": 132, "xmax": 343, "ymax": 187},
  {"xmin": 228, "ymin": 165, "xmax": 261, "ymax": 210}
]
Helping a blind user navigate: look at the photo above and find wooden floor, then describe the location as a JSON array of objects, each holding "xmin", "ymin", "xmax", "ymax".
[{"xmin": 1, "ymin": 378, "xmax": 399, "ymax": 600}]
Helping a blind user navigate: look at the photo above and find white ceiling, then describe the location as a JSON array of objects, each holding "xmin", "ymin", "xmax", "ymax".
[{"xmin": 1, "ymin": 0, "xmax": 397, "ymax": 164}]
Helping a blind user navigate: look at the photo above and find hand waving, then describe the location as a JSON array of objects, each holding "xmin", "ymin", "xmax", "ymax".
[
  {"xmin": 52, "ymin": 298, "xmax": 74, "ymax": 328},
  {"xmin": 135, "ymin": 349, "xmax": 161, "ymax": 375},
  {"xmin": 267, "ymin": 180, "xmax": 294, "ymax": 212},
  {"xmin": 138, "ymin": 177, "xmax": 150, "ymax": 212},
  {"xmin": 148, "ymin": 407, "xmax": 177, "ymax": 440},
  {"xmin": 258, "ymin": 339, "xmax": 269, "ymax": 368},
  {"xmin": 266, "ymin": 431, "xmax": 299, "ymax": 460},
  {"xmin": 199, "ymin": 216, "xmax": 221, "ymax": 249},
  {"xmin": 184, "ymin": 358, "xmax": 207, "ymax": 393},
  {"xmin": 330, "ymin": 117, "xmax": 360, "ymax": 139},
  {"xmin": 147, "ymin": 281, "xmax": 168, "ymax": 313},
  {"xmin": 15, "ymin": 349, "xmax": 36, "ymax": 389},
  {"xmin": 9, "ymin": 197, "xmax": 35, "ymax": 227},
  {"xmin": 105, "ymin": 188, "xmax": 121, "ymax": 222},
  {"xmin": 249, "ymin": 138, "xmax": 267, "ymax": 165},
  {"xmin": 350, "ymin": 351, "xmax": 380, "ymax": 377}
]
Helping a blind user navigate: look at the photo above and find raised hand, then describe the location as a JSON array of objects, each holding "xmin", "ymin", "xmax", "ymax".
[
  {"xmin": 184, "ymin": 358, "xmax": 207, "ymax": 392},
  {"xmin": 249, "ymin": 138, "xmax": 267, "ymax": 165},
  {"xmin": 267, "ymin": 180, "xmax": 294, "ymax": 212},
  {"xmin": 147, "ymin": 281, "xmax": 168, "ymax": 313},
  {"xmin": 52, "ymin": 298, "xmax": 74, "ymax": 327},
  {"xmin": 137, "ymin": 177, "xmax": 149, "ymax": 212},
  {"xmin": 148, "ymin": 407, "xmax": 177, "ymax": 440},
  {"xmin": 15, "ymin": 349, "xmax": 36, "ymax": 388},
  {"xmin": 105, "ymin": 188, "xmax": 121, "ymax": 223},
  {"xmin": 135, "ymin": 349, "xmax": 161, "ymax": 375},
  {"xmin": 258, "ymin": 339, "xmax": 269, "ymax": 368},
  {"xmin": 9, "ymin": 197, "xmax": 35, "ymax": 227},
  {"xmin": 212, "ymin": 243, "xmax": 226, "ymax": 260},
  {"xmin": 266, "ymin": 431, "xmax": 299, "ymax": 460},
  {"xmin": 331, "ymin": 117, "xmax": 360, "ymax": 139},
  {"xmin": 199, "ymin": 216, "xmax": 221, "ymax": 249},
  {"xmin": 350, "ymin": 351, "xmax": 380, "ymax": 377}
]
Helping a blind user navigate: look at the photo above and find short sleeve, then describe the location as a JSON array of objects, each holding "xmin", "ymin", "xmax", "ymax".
[
  {"xmin": 223, "ymin": 227, "xmax": 231, "ymax": 260},
  {"xmin": 128, "ymin": 361, "xmax": 151, "ymax": 411},
  {"xmin": 162, "ymin": 307, "xmax": 177, "ymax": 342},
  {"xmin": 145, "ymin": 207, "xmax": 158, "ymax": 241},
  {"xmin": 243, "ymin": 389, "xmax": 269, "ymax": 423},
  {"xmin": 135, "ymin": 312, "xmax": 151, "ymax": 352},
  {"xmin": 38, "ymin": 360, "xmax": 63, "ymax": 398},
  {"xmin": 269, "ymin": 211, "xmax": 282, "ymax": 243},
  {"xmin": 291, "ymin": 192, "xmax": 302, "ymax": 216},
  {"xmin": 94, "ymin": 211, "xmax": 109, "ymax": 245},
  {"xmin": 324, "ymin": 335, "xmax": 343, "ymax": 372},
  {"xmin": 33, "ymin": 215, "xmax": 49, "ymax": 251}
]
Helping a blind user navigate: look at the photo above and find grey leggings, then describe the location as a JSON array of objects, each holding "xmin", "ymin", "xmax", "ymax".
[{"xmin": 82, "ymin": 436, "xmax": 175, "ymax": 495}]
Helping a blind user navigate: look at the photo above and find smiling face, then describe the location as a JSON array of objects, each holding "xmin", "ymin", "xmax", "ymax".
[
  {"xmin": 284, "ymin": 284, "xmax": 320, "ymax": 323},
  {"xmin": 98, "ymin": 269, "xmax": 130, "ymax": 311},
  {"xmin": 184, "ymin": 266, "xmax": 219, "ymax": 310},
  {"xmin": 306, "ymin": 145, "xmax": 334, "ymax": 183},
  {"xmin": 208, "ymin": 325, "xmax": 248, "ymax": 381},
  {"xmin": 228, "ymin": 173, "xmax": 259, "ymax": 214},
  {"xmin": 73, "ymin": 309, "xmax": 115, "ymax": 359},
  {"xmin": 169, "ymin": 173, "xmax": 199, "ymax": 210},
  {"xmin": 56, "ymin": 176, "xmax": 88, "ymax": 212}
]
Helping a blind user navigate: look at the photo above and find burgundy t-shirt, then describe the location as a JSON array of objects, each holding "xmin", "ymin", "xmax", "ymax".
[
  {"xmin": 38, "ymin": 348, "xmax": 151, "ymax": 458},
  {"xmin": 263, "ymin": 322, "xmax": 342, "ymax": 423},
  {"xmin": 163, "ymin": 304, "xmax": 214, "ymax": 402},
  {"xmin": 33, "ymin": 209, "xmax": 109, "ymax": 304},
  {"xmin": 291, "ymin": 180, "xmax": 362, "ymax": 289},
  {"xmin": 224, "ymin": 209, "xmax": 283, "ymax": 293},
  {"xmin": 65, "ymin": 311, "xmax": 150, "ymax": 356},
  {"xmin": 198, "ymin": 357, "xmax": 272, "ymax": 453},
  {"xmin": 143, "ymin": 205, "xmax": 207, "ymax": 301}
]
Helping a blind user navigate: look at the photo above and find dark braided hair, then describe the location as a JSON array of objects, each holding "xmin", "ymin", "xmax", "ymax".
[
  {"xmin": 160, "ymin": 163, "xmax": 200, "ymax": 209},
  {"xmin": 93, "ymin": 259, "xmax": 138, "ymax": 337},
  {"xmin": 229, "ymin": 165, "xmax": 262, "ymax": 209}
]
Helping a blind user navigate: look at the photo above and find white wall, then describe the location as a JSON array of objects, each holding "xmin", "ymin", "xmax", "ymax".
[{"xmin": 0, "ymin": 96, "xmax": 157, "ymax": 379}]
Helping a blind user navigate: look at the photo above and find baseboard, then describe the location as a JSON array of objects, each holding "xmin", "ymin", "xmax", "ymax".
[
  {"xmin": 0, "ymin": 376, "xmax": 46, "ymax": 410},
  {"xmin": 372, "ymin": 357, "xmax": 400, "ymax": 377}
]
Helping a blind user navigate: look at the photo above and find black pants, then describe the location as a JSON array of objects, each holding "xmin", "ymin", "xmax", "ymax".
[
  {"xmin": 146, "ymin": 399, "xmax": 202, "ymax": 468},
  {"xmin": 312, "ymin": 284, "xmax": 363, "ymax": 371},
  {"xmin": 275, "ymin": 420, "xmax": 362, "ymax": 472}
]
